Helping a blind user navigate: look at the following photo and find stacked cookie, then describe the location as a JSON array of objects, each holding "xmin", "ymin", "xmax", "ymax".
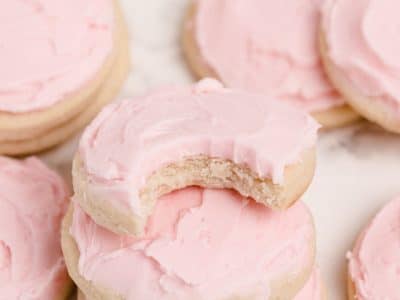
[
  {"xmin": 0, "ymin": 0, "xmax": 130, "ymax": 155},
  {"xmin": 62, "ymin": 79, "xmax": 323, "ymax": 299}
]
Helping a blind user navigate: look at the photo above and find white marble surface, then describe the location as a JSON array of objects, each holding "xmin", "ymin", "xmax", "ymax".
[{"xmin": 43, "ymin": 1, "xmax": 400, "ymax": 299}]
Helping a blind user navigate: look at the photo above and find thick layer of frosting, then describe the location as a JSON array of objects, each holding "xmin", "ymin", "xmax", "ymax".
[
  {"xmin": 71, "ymin": 187, "xmax": 314, "ymax": 300},
  {"xmin": 194, "ymin": 0, "xmax": 343, "ymax": 112},
  {"xmin": 322, "ymin": 0, "xmax": 400, "ymax": 113},
  {"xmin": 0, "ymin": 157, "xmax": 69, "ymax": 299},
  {"xmin": 79, "ymin": 79, "xmax": 318, "ymax": 216},
  {"xmin": 0, "ymin": 0, "xmax": 114, "ymax": 113},
  {"xmin": 295, "ymin": 268, "xmax": 322, "ymax": 300},
  {"xmin": 348, "ymin": 196, "xmax": 400, "ymax": 299}
]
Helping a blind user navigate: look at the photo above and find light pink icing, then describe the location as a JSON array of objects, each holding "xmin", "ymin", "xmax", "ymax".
[
  {"xmin": 0, "ymin": 0, "xmax": 114, "ymax": 113},
  {"xmin": 0, "ymin": 156, "xmax": 69, "ymax": 299},
  {"xmin": 70, "ymin": 187, "xmax": 314, "ymax": 300},
  {"xmin": 322, "ymin": 0, "xmax": 400, "ymax": 114},
  {"xmin": 348, "ymin": 196, "xmax": 400, "ymax": 299},
  {"xmin": 194, "ymin": 0, "xmax": 344, "ymax": 112},
  {"xmin": 79, "ymin": 79, "xmax": 318, "ymax": 217},
  {"xmin": 295, "ymin": 268, "xmax": 322, "ymax": 300}
]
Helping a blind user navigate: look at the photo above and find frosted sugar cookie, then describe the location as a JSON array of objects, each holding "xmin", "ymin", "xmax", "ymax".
[
  {"xmin": 62, "ymin": 188, "xmax": 316, "ymax": 300},
  {"xmin": 0, "ymin": 0, "xmax": 130, "ymax": 155},
  {"xmin": 183, "ymin": 0, "xmax": 359, "ymax": 128},
  {"xmin": 347, "ymin": 196, "xmax": 400, "ymax": 299},
  {"xmin": 0, "ymin": 156, "xmax": 71, "ymax": 299},
  {"xmin": 320, "ymin": 0, "xmax": 400, "ymax": 133},
  {"xmin": 73, "ymin": 79, "xmax": 318, "ymax": 234}
]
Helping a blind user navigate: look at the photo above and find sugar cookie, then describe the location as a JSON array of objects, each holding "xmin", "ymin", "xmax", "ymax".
[
  {"xmin": 0, "ymin": 157, "xmax": 71, "ymax": 299},
  {"xmin": 320, "ymin": 0, "xmax": 400, "ymax": 133},
  {"xmin": 183, "ymin": 0, "xmax": 359, "ymax": 128},
  {"xmin": 347, "ymin": 196, "xmax": 400, "ymax": 299},
  {"xmin": 0, "ymin": 0, "xmax": 130, "ymax": 155},
  {"xmin": 63, "ymin": 188, "xmax": 316, "ymax": 300},
  {"xmin": 73, "ymin": 79, "xmax": 318, "ymax": 235}
]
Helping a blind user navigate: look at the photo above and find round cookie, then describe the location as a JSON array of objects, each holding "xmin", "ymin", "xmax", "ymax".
[
  {"xmin": 320, "ymin": 0, "xmax": 400, "ymax": 133},
  {"xmin": 0, "ymin": 0, "xmax": 130, "ymax": 155},
  {"xmin": 347, "ymin": 196, "xmax": 400, "ymax": 299},
  {"xmin": 182, "ymin": 0, "xmax": 359, "ymax": 128},
  {"xmin": 62, "ymin": 187, "xmax": 316, "ymax": 300},
  {"xmin": 73, "ymin": 79, "xmax": 319, "ymax": 235},
  {"xmin": 0, "ymin": 156, "xmax": 71, "ymax": 299},
  {"xmin": 0, "ymin": 21, "xmax": 130, "ymax": 156}
]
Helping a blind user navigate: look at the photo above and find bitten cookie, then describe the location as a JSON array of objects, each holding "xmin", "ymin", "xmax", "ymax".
[
  {"xmin": 0, "ymin": 0, "xmax": 130, "ymax": 155},
  {"xmin": 62, "ymin": 187, "xmax": 316, "ymax": 300},
  {"xmin": 347, "ymin": 196, "xmax": 400, "ymax": 299},
  {"xmin": 0, "ymin": 156, "xmax": 71, "ymax": 299},
  {"xmin": 73, "ymin": 79, "xmax": 319, "ymax": 235},
  {"xmin": 182, "ymin": 0, "xmax": 359, "ymax": 128},
  {"xmin": 320, "ymin": 0, "xmax": 400, "ymax": 133}
]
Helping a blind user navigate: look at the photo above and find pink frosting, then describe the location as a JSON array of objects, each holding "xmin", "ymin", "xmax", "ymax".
[
  {"xmin": 348, "ymin": 196, "xmax": 400, "ymax": 299},
  {"xmin": 322, "ymin": 0, "xmax": 400, "ymax": 113},
  {"xmin": 0, "ymin": 0, "xmax": 114, "ymax": 113},
  {"xmin": 70, "ymin": 187, "xmax": 314, "ymax": 300},
  {"xmin": 194, "ymin": 0, "xmax": 344, "ymax": 112},
  {"xmin": 0, "ymin": 156, "xmax": 69, "ymax": 299},
  {"xmin": 295, "ymin": 268, "xmax": 322, "ymax": 300},
  {"xmin": 79, "ymin": 79, "xmax": 318, "ymax": 217}
]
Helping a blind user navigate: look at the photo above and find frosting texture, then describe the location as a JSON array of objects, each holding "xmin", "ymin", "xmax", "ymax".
[
  {"xmin": 194, "ymin": 0, "xmax": 343, "ymax": 112},
  {"xmin": 0, "ymin": 157, "xmax": 69, "ymax": 299},
  {"xmin": 0, "ymin": 0, "xmax": 114, "ymax": 113},
  {"xmin": 348, "ymin": 196, "xmax": 400, "ymax": 299},
  {"xmin": 70, "ymin": 187, "xmax": 314, "ymax": 300},
  {"xmin": 79, "ymin": 79, "xmax": 318, "ymax": 217},
  {"xmin": 322, "ymin": 0, "xmax": 400, "ymax": 112}
]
